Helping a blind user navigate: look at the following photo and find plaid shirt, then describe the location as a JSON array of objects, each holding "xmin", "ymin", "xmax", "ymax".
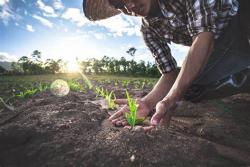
[{"xmin": 141, "ymin": 0, "xmax": 239, "ymax": 74}]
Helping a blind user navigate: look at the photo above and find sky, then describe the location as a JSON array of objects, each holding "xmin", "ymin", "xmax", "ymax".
[{"xmin": 0, "ymin": 0, "xmax": 189, "ymax": 66}]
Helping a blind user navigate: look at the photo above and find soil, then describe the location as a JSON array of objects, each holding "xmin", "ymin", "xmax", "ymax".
[{"xmin": 0, "ymin": 87, "xmax": 250, "ymax": 167}]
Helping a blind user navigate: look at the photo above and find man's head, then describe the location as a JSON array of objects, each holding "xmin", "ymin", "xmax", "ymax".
[{"xmin": 83, "ymin": 0, "xmax": 154, "ymax": 21}]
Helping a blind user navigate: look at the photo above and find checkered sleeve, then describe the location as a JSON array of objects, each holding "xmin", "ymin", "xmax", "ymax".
[
  {"xmin": 141, "ymin": 24, "xmax": 177, "ymax": 74},
  {"xmin": 186, "ymin": 0, "xmax": 239, "ymax": 38}
]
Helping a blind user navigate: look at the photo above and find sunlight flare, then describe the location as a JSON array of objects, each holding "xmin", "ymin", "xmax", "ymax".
[{"xmin": 66, "ymin": 60, "xmax": 81, "ymax": 73}]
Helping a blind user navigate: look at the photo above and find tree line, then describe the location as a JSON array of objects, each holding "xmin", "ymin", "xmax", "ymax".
[{"xmin": 4, "ymin": 48, "xmax": 164, "ymax": 77}]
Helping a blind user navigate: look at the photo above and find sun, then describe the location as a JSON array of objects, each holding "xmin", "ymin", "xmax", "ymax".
[{"xmin": 66, "ymin": 60, "xmax": 80, "ymax": 73}]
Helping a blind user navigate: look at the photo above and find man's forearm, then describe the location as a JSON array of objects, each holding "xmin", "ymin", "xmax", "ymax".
[
  {"xmin": 142, "ymin": 70, "xmax": 178, "ymax": 109},
  {"xmin": 165, "ymin": 32, "xmax": 214, "ymax": 102}
]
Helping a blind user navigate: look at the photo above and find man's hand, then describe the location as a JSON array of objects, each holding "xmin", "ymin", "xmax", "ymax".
[
  {"xmin": 151, "ymin": 99, "xmax": 178, "ymax": 128},
  {"xmin": 109, "ymin": 98, "xmax": 152, "ymax": 126}
]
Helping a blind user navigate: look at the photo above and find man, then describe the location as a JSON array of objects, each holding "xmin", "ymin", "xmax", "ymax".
[{"xmin": 83, "ymin": 0, "xmax": 250, "ymax": 130}]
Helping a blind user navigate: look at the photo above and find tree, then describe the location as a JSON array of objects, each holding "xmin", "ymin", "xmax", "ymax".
[
  {"xmin": 18, "ymin": 56, "xmax": 31, "ymax": 74},
  {"xmin": 126, "ymin": 47, "xmax": 137, "ymax": 57},
  {"xmin": 11, "ymin": 62, "xmax": 23, "ymax": 74},
  {"xmin": 80, "ymin": 60, "xmax": 91, "ymax": 74},
  {"xmin": 31, "ymin": 50, "xmax": 42, "ymax": 62},
  {"xmin": 45, "ymin": 59, "xmax": 62, "ymax": 74},
  {"xmin": 0, "ymin": 65, "xmax": 6, "ymax": 74},
  {"xmin": 119, "ymin": 57, "xmax": 128, "ymax": 73},
  {"xmin": 114, "ymin": 59, "xmax": 121, "ymax": 74},
  {"xmin": 137, "ymin": 60, "xmax": 146, "ymax": 75}
]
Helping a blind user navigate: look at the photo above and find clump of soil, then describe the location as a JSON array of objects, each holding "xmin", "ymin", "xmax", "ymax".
[{"xmin": 0, "ymin": 90, "xmax": 250, "ymax": 167}]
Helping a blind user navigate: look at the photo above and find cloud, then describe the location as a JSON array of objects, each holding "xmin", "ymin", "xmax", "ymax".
[
  {"xmin": 37, "ymin": 0, "xmax": 57, "ymax": 17},
  {"xmin": 96, "ymin": 14, "xmax": 142, "ymax": 37},
  {"xmin": 0, "ymin": 0, "xmax": 8, "ymax": 6},
  {"xmin": 32, "ymin": 15, "xmax": 53, "ymax": 28},
  {"xmin": 53, "ymin": 0, "xmax": 64, "ymax": 10},
  {"xmin": 169, "ymin": 43, "xmax": 190, "ymax": 66},
  {"xmin": 171, "ymin": 43, "xmax": 190, "ymax": 53},
  {"xmin": 0, "ymin": 1, "xmax": 16, "ymax": 25},
  {"xmin": 62, "ymin": 8, "xmax": 90, "ymax": 27},
  {"xmin": 94, "ymin": 33, "xmax": 106, "ymax": 40},
  {"xmin": 26, "ymin": 24, "xmax": 35, "ymax": 32},
  {"xmin": 0, "ymin": 52, "xmax": 18, "ymax": 62}
]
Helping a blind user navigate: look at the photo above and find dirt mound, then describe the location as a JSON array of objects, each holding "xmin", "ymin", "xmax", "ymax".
[{"xmin": 0, "ymin": 91, "xmax": 250, "ymax": 167}]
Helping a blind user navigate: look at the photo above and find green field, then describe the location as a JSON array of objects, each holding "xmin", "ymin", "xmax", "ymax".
[{"xmin": 0, "ymin": 73, "xmax": 158, "ymax": 109}]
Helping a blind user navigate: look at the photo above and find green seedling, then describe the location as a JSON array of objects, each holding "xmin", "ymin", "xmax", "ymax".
[
  {"xmin": 125, "ymin": 90, "xmax": 144, "ymax": 128},
  {"xmin": 0, "ymin": 97, "xmax": 15, "ymax": 111},
  {"xmin": 95, "ymin": 87, "xmax": 117, "ymax": 109},
  {"xmin": 104, "ymin": 91, "xmax": 116, "ymax": 110},
  {"xmin": 140, "ymin": 80, "xmax": 146, "ymax": 89},
  {"xmin": 84, "ymin": 79, "xmax": 93, "ymax": 90},
  {"xmin": 68, "ymin": 80, "xmax": 85, "ymax": 92},
  {"xmin": 122, "ymin": 80, "xmax": 130, "ymax": 88},
  {"xmin": 16, "ymin": 88, "xmax": 38, "ymax": 98},
  {"xmin": 95, "ymin": 87, "xmax": 105, "ymax": 97},
  {"xmin": 38, "ymin": 82, "xmax": 48, "ymax": 92},
  {"xmin": 114, "ymin": 80, "xmax": 119, "ymax": 86},
  {"xmin": 95, "ymin": 87, "xmax": 101, "ymax": 97}
]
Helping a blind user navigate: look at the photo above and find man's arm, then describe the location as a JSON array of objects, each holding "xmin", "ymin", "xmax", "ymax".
[
  {"xmin": 142, "ymin": 70, "xmax": 178, "ymax": 110},
  {"xmin": 165, "ymin": 32, "xmax": 214, "ymax": 102},
  {"xmin": 151, "ymin": 32, "xmax": 214, "ymax": 126}
]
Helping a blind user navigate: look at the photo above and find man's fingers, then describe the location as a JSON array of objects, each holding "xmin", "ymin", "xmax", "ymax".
[
  {"xmin": 122, "ymin": 120, "xmax": 128, "ymax": 126},
  {"xmin": 115, "ymin": 119, "xmax": 127, "ymax": 126},
  {"xmin": 143, "ymin": 126, "xmax": 155, "ymax": 132},
  {"xmin": 124, "ymin": 125, "xmax": 155, "ymax": 133},
  {"xmin": 114, "ymin": 99, "xmax": 128, "ymax": 105},
  {"xmin": 109, "ymin": 105, "xmax": 129, "ymax": 120},
  {"xmin": 111, "ymin": 116, "xmax": 124, "ymax": 124},
  {"xmin": 151, "ymin": 101, "xmax": 167, "ymax": 126}
]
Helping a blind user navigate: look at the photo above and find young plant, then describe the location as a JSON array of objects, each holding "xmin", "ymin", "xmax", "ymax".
[
  {"xmin": 95, "ymin": 86, "xmax": 105, "ymax": 97},
  {"xmin": 38, "ymin": 82, "xmax": 48, "ymax": 92},
  {"xmin": 104, "ymin": 90, "xmax": 116, "ymax": 110},
  {"xmin": 114, "ymin": 80, "xmax": 119, "ymax": 86},
  {"xmin": 16, "ymin": 88, "xmax": 38, "ymax": 98},
  {"xmin": 95, "ymin": 87, "xmax": 117, "ymax": 109},
  {"xmin": 68, "ymin": 80, "xmax": 85, "ymax": 92},
  {"xmin": 122, "ymin": 80, "xmax": 130, "ymax": 88},
  {"xmin": 125, "ymin": 90, "xmax": 144, "ymax": 128},
  {"xmin": 140, "ymin": 80, "xmax": 146, "ymax": 89}
]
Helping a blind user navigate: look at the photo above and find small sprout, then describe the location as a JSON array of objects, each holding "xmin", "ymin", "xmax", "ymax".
[
  {"xmin": 105, "ymin": 91, "xmax": 116, "ymax": 110},
  {"xmin": 95, "ymin": 87, "xmax": 105, "ymax": 97},
  {"xmin": 122, "ymin": 80, "xmax": 130, "ymax": 88},
  {"xmin": 84, "ymin": 79, "xmax": 93, "ymax": 90},
  {"xmin": 68, "ymin": 80, "xmax": 85, "ymax": 92},
  {"xmin": 16, "ymin": 88, "xmax": 38, "ymax": 98},
  {"xmin": 140, "ymin": 80, "xmax": 146, "ymax": 89},
  {"xmin": 125, "ymin": 90, "xmax": 144, "ymax": 128},
  {"xmin": 38, "ymin": 82, "xmax": 48, "ymax": 92},
  {"xmin": 114, "ymin": 80, "xmax": 119, "ymax": 86},
  {"xmin": 95, "ymin": 87, "xmax": 117, "ymax": 110}
]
